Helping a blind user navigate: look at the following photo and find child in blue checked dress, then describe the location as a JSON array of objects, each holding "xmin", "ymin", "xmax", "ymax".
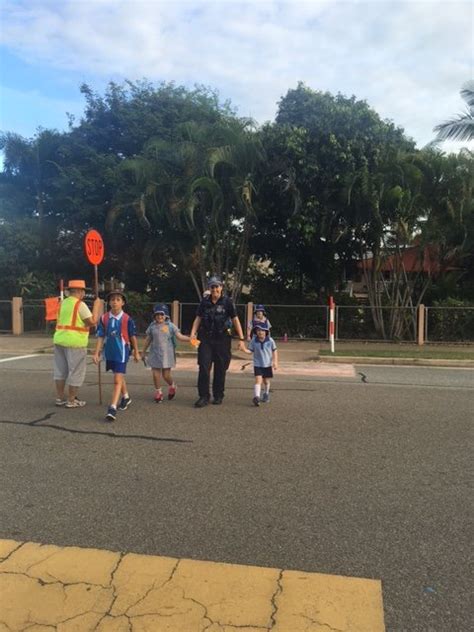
[
  {"xmin": 243, "ymin": 321, "xmax": 278, "ymax": 406},
  {"xmin": 93, "ymin": 291, "xmax": 140, "ymax": 421},
  {"xmin": 142, "ymin": 304, "xmax": 191, "ymax": 402}
]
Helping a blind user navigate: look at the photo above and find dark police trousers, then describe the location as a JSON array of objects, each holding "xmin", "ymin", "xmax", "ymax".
[{"xmin": 197, "ymin": 336, "xmax": 232, "ymax": 399}]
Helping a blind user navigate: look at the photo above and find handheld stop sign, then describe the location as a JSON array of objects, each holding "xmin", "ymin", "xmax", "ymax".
[
  {"xmin": 84, "ymin": 229, "xmax": 104, "ymax": 266},
  {"xmin": 84, "ymin": 229, "xmax": 105, "ymax": 404},
  {"xmin": 84, "ymin": 229, "xmax": 104, "ymax": 296}
]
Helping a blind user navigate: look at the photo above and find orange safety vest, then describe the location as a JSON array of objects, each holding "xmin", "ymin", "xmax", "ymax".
[{"xmin": 53, "ymin": 296, "xmax": 90, "ymax": 348}]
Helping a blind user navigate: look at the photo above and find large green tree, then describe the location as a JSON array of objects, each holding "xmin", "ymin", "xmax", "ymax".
[
  {"xmin": 108, "ymin": 116, "xmax": 265, "ymax": 300},
  {"xmin": 254, "ymin": 83, "xmax": 414, "ymax": 298}
]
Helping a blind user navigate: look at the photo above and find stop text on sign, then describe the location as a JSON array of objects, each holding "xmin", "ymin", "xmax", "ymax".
[{"xmin": 84, "ymin": 229, "xmax": 104, "ymax": 266}]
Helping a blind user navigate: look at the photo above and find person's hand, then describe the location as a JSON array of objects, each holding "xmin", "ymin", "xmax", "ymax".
[
  {"xmin": 238, "ymin": 340, "xmax": 246, "ymax": 352},
  {"xmin": 133, "ymin": 349, "xmax": 140, "ymax": 363},
  {"xmin": 92, "ymin": 351, "xmax": 101, "ymax": 365},
  {"xmin": 273, "ymin": 363, "xmax": 278, "ymax": 371}
]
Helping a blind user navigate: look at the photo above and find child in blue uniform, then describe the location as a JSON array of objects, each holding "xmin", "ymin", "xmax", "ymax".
[
  {"xmin": 246, "ymin": 304, "xmax": 272, "ymax": 341},
  {"xmin": 243, "ymin": 321, "xmax": 278, "ymax": 406},
  {"xmin": 142, "ymin": 303, "xmax": 191, "ymax": 402},
  {"xmin": 93, "ymin": 291, "xmax": 140, "ymax": 421}
]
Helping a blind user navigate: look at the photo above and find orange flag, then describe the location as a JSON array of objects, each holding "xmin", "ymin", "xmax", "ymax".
[{"xmin": 44, "ymin": 297, "xmax": 60, "ymax": 321}]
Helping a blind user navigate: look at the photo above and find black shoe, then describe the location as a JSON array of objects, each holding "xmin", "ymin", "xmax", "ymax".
[
  {"xmin": 252, "ymin": 397, "xmax": 260, "ymax": 407},
  {"xmin": 212, "ymin": 397, "xmax": 223, "ymax": 405},
  {"xmin": 194, "ymin": 397, "xmax": 209, "ymax": 408}
]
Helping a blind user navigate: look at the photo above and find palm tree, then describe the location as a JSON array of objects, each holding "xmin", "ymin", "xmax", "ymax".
[
  {"xmin": 434, "ymin": 81, "xmax": 474, "ymax": 142},
  {"xmin": 107, "ymin": 118, "xmax": 265, "ymax": 300}
]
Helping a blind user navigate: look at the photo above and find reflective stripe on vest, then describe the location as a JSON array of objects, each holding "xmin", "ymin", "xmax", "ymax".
[{"xmin": 53, "ymin": 297, "xmax": 90, "ymax": 347}]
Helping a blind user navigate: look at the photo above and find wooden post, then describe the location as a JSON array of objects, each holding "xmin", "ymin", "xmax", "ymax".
[
  {"xmin": 172, "ymin": 300, "xmax": 180, "ymax": 327},
  {"xmin": 94, "ymin": 265, "xmax": 103, "ymax": 404},
  {"xmin": 12, "ymin": 297, "xmax": 24, "ymax": 335},
  {"xmin": 417, "ymin": 304, "xmax": 425, "ymax": 346},
  {"xmin": 246, "ymin": 302, "xmax": 253, "ymax": 337}
]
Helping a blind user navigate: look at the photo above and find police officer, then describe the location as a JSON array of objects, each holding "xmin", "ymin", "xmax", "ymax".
[{"xmin": 190, "ymin": 276, "xmax": 245, "ymax": 407}]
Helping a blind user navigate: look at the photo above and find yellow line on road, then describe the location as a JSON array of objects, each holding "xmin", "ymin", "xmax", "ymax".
[{"xmin": 0, "ymin": 538, "xmax": 385, "ymax": 631}]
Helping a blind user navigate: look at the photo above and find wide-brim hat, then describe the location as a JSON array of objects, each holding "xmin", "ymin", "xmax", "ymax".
[
  {"xmin": 107, "ymin": 290, "xmax": 126, "ymax": 302},
  {"xmin": 153, "ymin": 303, "xmax": 170, "ymax": 317},
  {"xmin": 254, "ymin": 304, "xmax": 266, "ymax": 313},
  {"xmin": 253, "ymin": 321, "xmax": 270, "ymax": 332},
  {"xmin": 66, "ymin": 280, "xmax": 89, "ymax": 290}
]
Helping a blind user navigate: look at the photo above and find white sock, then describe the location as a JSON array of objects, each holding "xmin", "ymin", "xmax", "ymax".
[
  {"xmin": 123, "ymin": 392, "xmax": 129, "ymax": 399},
  {"xmin": 155, "ymin": 387, "xmax": 162, "ymax": 392},
  {"xmin": 254, "ymin": 384, "xmax": 261, "ymax": 398}
]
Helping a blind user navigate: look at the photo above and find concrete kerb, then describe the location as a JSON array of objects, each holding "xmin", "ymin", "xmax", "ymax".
[
  {"xmin": 321, "ymin": 355, "xmax": 474, "ymax": 368},
  {"xmin": 1, "ymin": 335, "xmax": 473, "ymax": 368}
]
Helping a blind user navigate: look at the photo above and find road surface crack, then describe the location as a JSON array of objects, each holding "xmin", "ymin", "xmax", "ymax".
[{"xmin": 268, "ymin": 569, "xmax": 284, "ymax": 630}]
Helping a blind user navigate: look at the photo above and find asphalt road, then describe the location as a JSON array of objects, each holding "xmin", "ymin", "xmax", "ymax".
[{"xmin": 0, "ymin": 355, "xmax": 472, "ymax": 631}]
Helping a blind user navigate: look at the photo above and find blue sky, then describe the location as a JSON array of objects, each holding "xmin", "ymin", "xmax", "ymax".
[{"xmin": 1, "ymin": 0, "xmax": 473, "ymax": 152}]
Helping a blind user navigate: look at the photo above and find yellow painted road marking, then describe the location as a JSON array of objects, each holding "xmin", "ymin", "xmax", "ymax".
[{"xmin": 0, "ymin": 539, "xmax": 385, "ymax": 631}]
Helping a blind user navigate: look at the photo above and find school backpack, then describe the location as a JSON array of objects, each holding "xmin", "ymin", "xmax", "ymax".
[{"xmin": 101, "ymin": 311, "xmax": 130, "ymax": 345}]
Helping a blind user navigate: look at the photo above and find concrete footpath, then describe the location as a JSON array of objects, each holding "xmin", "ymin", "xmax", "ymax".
[
  {"xmin": 0, "ymin": 334, "xmax": 473, "ymax": 367},
  {"xmin": 0, "ymin": 539, "xmax": 384, "ymax": 632}
]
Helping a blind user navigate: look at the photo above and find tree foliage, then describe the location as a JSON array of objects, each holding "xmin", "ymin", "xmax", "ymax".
[
  {"xmin": 434, "ymin": 81, "xmax": 474, "ymax": 143},
  {"xmin": 0, "ymin": 79, "xmax": 473, "ymax": 325}
]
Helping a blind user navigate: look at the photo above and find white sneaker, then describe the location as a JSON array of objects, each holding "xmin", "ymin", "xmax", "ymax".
[{"xmin": 65, "ymin": 399, "xmax": 86, "ymax": 408}]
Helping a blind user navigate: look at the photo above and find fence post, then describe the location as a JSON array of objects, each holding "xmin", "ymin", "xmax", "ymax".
[
  {"xmin": 417, "ymin": 304, "xmax": 425, "ymax": 346},
  {"xmin": 328, "ymin": 296, "xmax": 335, "ymax": 353},
  {"xmin": 172, "ymin": 300, "xmax": 180, "ymax": 328},
  {"xmin": 12, "ymin": 297, "xmax": 24, "ymax": 335},
  {"xmin": 247, "ymin": 302, "xmax": 253, "ymax": 335}
]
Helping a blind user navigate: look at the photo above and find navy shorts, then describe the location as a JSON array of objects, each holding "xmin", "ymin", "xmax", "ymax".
[
  {"xmin": 105, "ymin": 360, "xmax": 127, "ymax": 374},
  {"xmin": 254, "ymin": 366, "xmax": 273, "ymax": 378}
]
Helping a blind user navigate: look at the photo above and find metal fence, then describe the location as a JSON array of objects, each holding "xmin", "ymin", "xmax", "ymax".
[
  {"xmin": 12, "ymin": 300, "xmax": 474, "ymax": 343},
  {"xmin": 0, "ymin": 300, "xmax": 12, "ymax": 332},
  {"xmin": 336, "ymin": 305, "xmax": 417, "ymax": 342},
  {"xmin": 22, "ymin": 300, "xmax": 50, "ymax": 333},
  {"xmin": 425, "ymin": 307, "xmax": 474, "ymax": 342},
  {"xmin": 263, "ymin": 304, "xmax": 328, "ymax": 339}
]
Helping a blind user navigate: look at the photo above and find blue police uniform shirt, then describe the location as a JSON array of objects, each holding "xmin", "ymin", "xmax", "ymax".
[
  {"xmin": 248, "ymin": 335, "xmax": 277, "ymax": 367},
  {"xmin": 196, "ymin": 295, "xmax": 237, "ymax": 338},
  {"xmin": 96, "ymin": 311, "xmax": 137, "ymax": 362}
]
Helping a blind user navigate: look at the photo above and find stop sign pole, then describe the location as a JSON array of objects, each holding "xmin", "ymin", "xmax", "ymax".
[{"xmin": 84, "ymin": 229, "xmax": 105, "ymax": 403}]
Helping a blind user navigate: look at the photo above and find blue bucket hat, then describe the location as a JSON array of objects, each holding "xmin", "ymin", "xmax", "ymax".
[
  {"xmin": 153, "ymin": 303, "xmax": 170, "ymax": 318},
  {"xmin": 207, "ymin": 275, "xmax": 223, "ymax": 288},
  {"xmin": 254, "ymin": 304, "xmax": 266, "ymax": 314},
  {"xmin": 253, "ymin": 321, "xmax": 270, "ymax": 333}
]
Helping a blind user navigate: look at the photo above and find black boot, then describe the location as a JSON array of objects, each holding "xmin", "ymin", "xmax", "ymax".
[{"xmin": 194, "ymin": 396, "xmax": 209, "ymax": 408}]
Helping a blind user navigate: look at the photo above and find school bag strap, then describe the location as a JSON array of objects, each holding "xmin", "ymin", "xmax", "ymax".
[{"xmin": 101, "ymin": 312, "xmax": 130, "ymax": 345}]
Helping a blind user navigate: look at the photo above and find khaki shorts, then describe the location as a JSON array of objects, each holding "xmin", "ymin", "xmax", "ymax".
[{"xmin": 53, "ymin": 345, "xmax": 87, "ymax": 387}]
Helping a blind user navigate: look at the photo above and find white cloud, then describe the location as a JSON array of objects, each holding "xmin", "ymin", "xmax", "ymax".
[{"xmin": 0, "ymin": 0, "xmax": 473, "ymax": 148}]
